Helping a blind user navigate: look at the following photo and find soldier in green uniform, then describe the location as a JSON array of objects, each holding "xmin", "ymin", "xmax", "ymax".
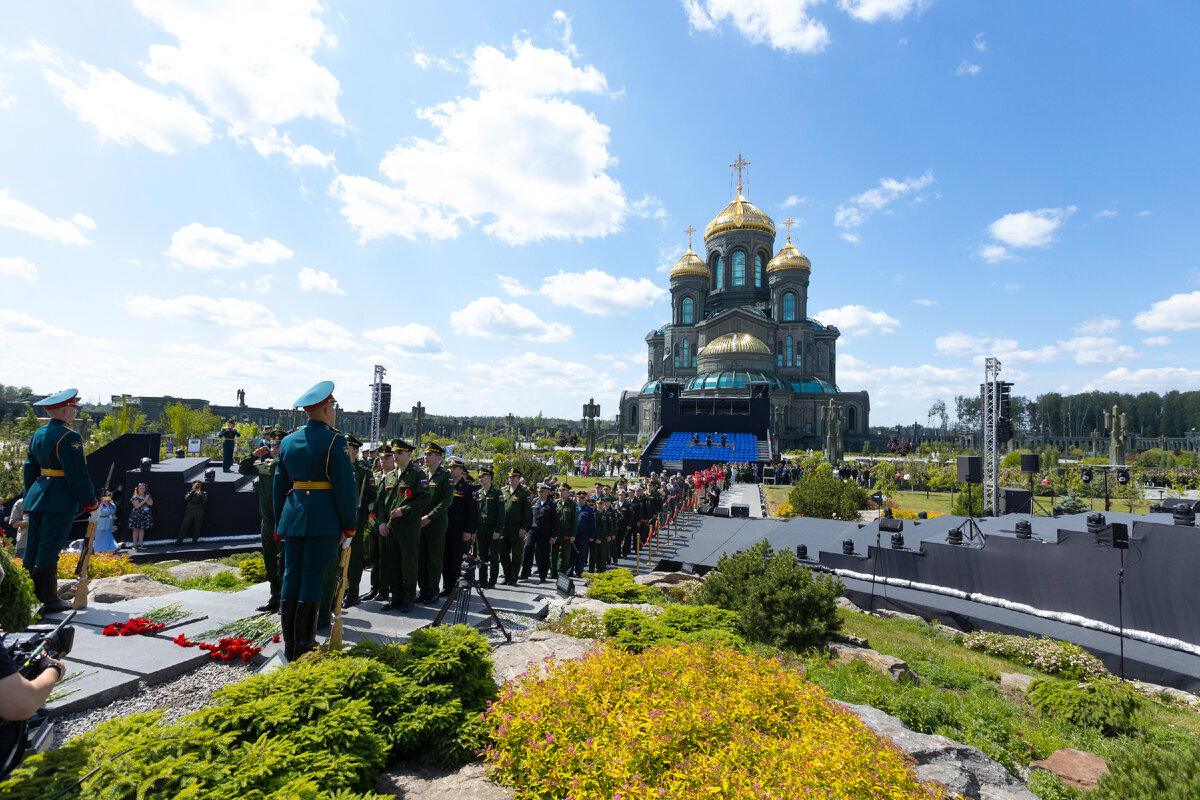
[
  {"xmin": 498, "ymin": 468, "xmax": 531, "ymax": 585},
  {"xmin": 272, "ymin": 381, "xmax": 357, "ymax": 660},
  {"xmin": 473, "ymin": 466, "xmax": 503, "ymax": 588},
  {"xmin": 361, "ymin": 443, "xmax": 393, "ymax": 603},
  {"xmin": 316, "ymin": 434, "xmax": 376, "ymax": 625},
  {"xmin": 554, "ymin": 483, "xmax": 578, "ymax": 577},
  {"xmin": 175, "ymin": 481, "xmax": 207, "ymax": 545},
  {"xmin": 239, "ymin": 427, "xmax": 284, "ymax": 612},
  {"xmin": 590, "ymin": 494, "xmax": 612, "ymax": 574},
  {"xmin": 375, "ymin": 439, "xmax": 427, "ymax": 611},
  {"xmin": 218, "ymin": 419, "xmax": 239, "ymax": 472},
  {"xmin": 22, "ymin": 389, "xmax": 98, "ymax": 612},
  {"xmin": 417, "ymin": 442, "xmax": 453, "ymax": 604}
]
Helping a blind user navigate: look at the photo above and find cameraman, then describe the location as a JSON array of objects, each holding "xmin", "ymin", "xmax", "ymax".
[{"xmin": 0, "ymin": 629, "xmax": 64, "ymax": 721}]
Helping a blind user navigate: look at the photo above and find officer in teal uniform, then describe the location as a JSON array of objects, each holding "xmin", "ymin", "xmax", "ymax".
[
  {"xmin": 272, "ymin": 381, "xmax": 357, "ymax": 660},
  {"xmin": 239, "ymin": 426, "xmax": 285, "ymax": 612},
  {"xmin": 218, "ymin": 420, "xmax": 239, "ymax": 472},
  {"xmin": 22, "ymin": 389, "xmax": 98, "ymax": 612},
  {"xmin": 316, "ymin": 433, "xmax": 377, "ymax": 627}
]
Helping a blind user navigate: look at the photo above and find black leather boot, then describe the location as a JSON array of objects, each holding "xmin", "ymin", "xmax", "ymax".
[
  {"xmin": 36, "ymin": 567, "xmax": 71, "ymax": 612},
  {"xmin": 292, "ymin": 601, "xmax": 320, "ymax": 659},
  {"xmin": 280, "ymin": 598, "xmax": 298, "ymax": 661}
]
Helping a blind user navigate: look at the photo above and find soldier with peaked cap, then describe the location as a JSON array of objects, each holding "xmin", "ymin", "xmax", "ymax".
[
  {"xmin": 498, "ymin": 467, "xmax": 531, "ymax": 584},
  {"xmin": 239, "ymin": 426, "xmax": 285, "ymax": 612},
  {"xmin": 441, "ymin": 455, "xmax": 478, "ymax": 595},
  {"xmin": 473, "ymin": 465, "xmax": 503, "ymax": 587},
  {"xmin": 554, "ymin": 483, "xmax": 578, "ymax": 578},
  {"xmin": 417, "ymin": 442, "xmax": 454, "ymax": 603},
  {"xmin": 316, "ymin": 432, "xmax": 376, "ymax": 624},
  {"xmin": 22, "ymin": 389, "xmax": 97, "ymax": 612},
  {"xmin": 218, "ymin": 419, "xmax": 240, "ymax": 472},
  {"xmin": 361, "ymin": 442, "xmax": 394, "ymax": 603},
  {"xmin": 521, "ymin": 481, "xmax": 558, "ymax": 582},
  {"xmin": 272, "ymin": 381, "xmax": 357, "ymax": 660},
  {"xmin": 374, "ymin": 439, "xmax": 428, "ymax": 611}
]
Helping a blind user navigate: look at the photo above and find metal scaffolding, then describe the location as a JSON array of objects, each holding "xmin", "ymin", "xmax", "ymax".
[
  {"xmin": 369, "ymin": 364, "xmax": 386, "ymax": 448},
  {"xmin": 981, "ymin": 357, "xmax": 1001, "ymax": 515}
]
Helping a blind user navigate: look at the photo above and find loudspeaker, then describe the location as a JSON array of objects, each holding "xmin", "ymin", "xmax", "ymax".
[
  {"xmin": 713, "ymin": 507, "xmax": 731, "ymax": 518},
  {"xmin": 879, "ymin": 517, "xmax": 903, "ymax": 533},
  {"xmin": 1020, "ymin": 453, "xmax": 1041, "ymax": 473},
  {"xmin": 957, "ymin": 456, "xmax": 982, "ymax": 484},
  {"xmin": 1161, "ymin": 498, "xmax": 1200, "ymax": 514},
  {"xmin": 999, "ymin": 488, "xmax": 1032, "ymax": 515},
  {"xmin": 697, "ymin": 504, "xmax": 713, "ymax": 515},
  {"xmin": 1111, "ymin": 522, "xmax": 1129, "ymax": 549},
  {"xmin": 1015, "ymin": 519, "xmax": 1032, "ymax": 539},
  {"xmin": 730, "ymin": 504, "xmax": 750, "ymax": 518}
]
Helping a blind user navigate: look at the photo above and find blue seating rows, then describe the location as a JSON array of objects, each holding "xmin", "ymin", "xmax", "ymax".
[{"xmin": 659, "ymin": 432, "xmax": 758, "ymax": 462}]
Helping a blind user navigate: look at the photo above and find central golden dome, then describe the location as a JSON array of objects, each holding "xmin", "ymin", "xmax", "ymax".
[
  {"xmin": 766, "ymin": 237, "xmax": 811, "ymax": 273},
  {"xmin": 703, "ymin": 192, "xmax": 777, "ymax": 240},
  {"xmin": 669, "ymin": 247, "xmax": 708, "ymax": 278},
  {"xmin": 699, "ymin": 332, "xmax": 772, "ymax": 357}
]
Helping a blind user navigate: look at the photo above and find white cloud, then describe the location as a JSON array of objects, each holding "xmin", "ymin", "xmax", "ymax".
[
  {"xmin": 1075, "ymin": 316, "xmax": 1120, "ymax": 336},
  {"xmin": 1057, "ymin": 336, "xmax": 1137, "ymax": 365},
  {"xmin": 683, "ymin": 0, "xmax": 831, "ymax": 54},
  {"xmin": 1094, "ymin": 209, "xmax": 1117, "ymax": 219},
  {"xmin": 631, "ymin": 194, "xmax": 666, "ymax": 220},
  {"xmin": 497, "ymin": 274, "xmax": 534, "ymax": 296},
  {"xmin": 297, "ymin": 267, "xmax": 345, "ymax": 295},
  {"xmin": 0, "ymin": 256, "xmax": 37, "ymax": 282},
  {"xmin": 42, "ymin": 61, "xmax": 212, "ymax": 154},
  {"xmin": 466, "ymin": 350, "xmax": 617, "ymax": 406},
  {"xmin": 328, "ymin": 175, "xmax": 458, "ymax": 242},
  {"xmin": 936, "ymin": 331, "xmax": 989, "ymax": 356},
  {"xmin": 1136, "ymin": 210, "xmax": 1151, "ymax": 217},
  {"xmin": 814, "ymin": 304, "xmax": 899, "ymax": 336},
  {"xmin": 987, "ymin": 206, "xmax": 1075, "ymax": 248},
  {"xmin": 1083, "ymin": 366, "xmax": 1200, "ymax": 394},
  {"xmin": 936, "ymin": 329, "xmax": 1137, "ymax": 368},
  {"xmin": 252, "ymin": 274, "xmax": 273, "ymax": 293},
  {"xmin": 834, "ymin": 170, "xmax": 934, "ymax": 240},
  {"xmin": 166, "ymin": 223, "xmax": 293, "ymax": 269},
  {"xmin": 993, "ymin": 282, "xmax": 1022, "ymax": 292},
  {"xmin": 0, "ymin": 76, "xmax": 14, "ymax": 107},
  {"xmin": 956, "ymin": 60, "xmax": 981, "ymax": 76},
  {"xmin": 239, "ymin": 318, "xmax": 357, "ymax": 353},
  {"xmin": 974, "ymin": 33, "xmax": 987, "ymax": 51},
  {"xmin": 0, "ymin": 189, "xmax": 93, "ymax": 245},
  {"xmin": 123, "ymin": 293, "xmax": 277, "ymax": 327},
  {"xmin": 0, "ymin": 308, "xmax": 75, "ymax": 338},
  {"xmin": 539, "ymin": 269, "xmax": 667, "ymax": 316},
  {"xmin": 363, "ymin": 324, "xmax": 444, "ymax": 355},
  {"xmin": 839, "ymin": 0, "xmax": 924, "ymax": 24},
  {"xmin": 250, "ymin": 129, "xmax": 335, "ymax": 169},
  {"xmin": 1132, "ymin": 291, "xmax": 1200, "ymax": 331},
  {"xmin": 135, "ymin": 0, "xmax": 342, "ymax": 163},
  {"xmin": 363, "ymin": 35, "xmax": 627, "ymax": 245},
  {"xmin": 836, "ymin": 353, "xmax": 973, "ymax": 405},
  {"xmin": 1142, "ymin": 336, "xmax": 1171, "ymax": 346},
  {"xmin": 781, "ymin": 194, "xmax": 806, "ymax": 208},
  {"xmin": 449, "ymin": 297, "xmax": 571, "ymax": 342},
  {"xmin": 978, "ymin": 244, "xmax": 1013, "ymax": 263},
  {"xmin": 657, "ymin": 243, "xmax": 685, "ymax": 273},
  {"xmin": 412, "ymin": 48, "xmax": 454, "ymax": 72},
  {"xmin": 912, "ymin": 298, "xmax": 937, "ymax": 306}
]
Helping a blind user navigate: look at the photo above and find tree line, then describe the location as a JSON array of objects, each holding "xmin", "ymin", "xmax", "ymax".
[{"xmin": 939, "ymin": 389, "xmax": 1200, "ymax": 439}]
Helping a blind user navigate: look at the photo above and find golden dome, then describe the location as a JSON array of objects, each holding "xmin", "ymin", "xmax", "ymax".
[
  {"xmin": 703, "ymin": 192, "xmax": 777, "ymax": 240},
  {"xmin": 766, "ymin": 237, "xmax": 811, "ymax": 273},
  {"xmin": 699, "ymin": 332, "xmax": 772, "ymax": 357},
  {"xmin": 669, "ymin": 247, "xmax": 708, "ymax": 278}
]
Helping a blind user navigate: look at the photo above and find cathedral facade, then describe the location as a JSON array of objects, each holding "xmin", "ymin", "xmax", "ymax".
[{"xmin": 620, "ymin": 167, "xmax": 870, "ymax": 453}]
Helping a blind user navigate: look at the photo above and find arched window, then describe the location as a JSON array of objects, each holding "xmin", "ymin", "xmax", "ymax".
[
  {"xmin": 755, "ymin": 253, "xmax": 764, "ymax": 288},
  {"xmin": 673, "ymin": 343, "xmax": 680, "ymax": 368},
  {"xmin": 691, "ymin": 347, "xmax": 697, "ymax": 368},
  {"xmin": 776, "ymin": 341, "xmax": 783, "ymax": 368},
  {"xmin": 682, "ymin": 338, "xmax": 690, "ymax": 367},
  {"xmin": 681, "ymin": 296, "xmax": 695, "ymax": 325},
  {"xmin": 715, "ymin": 256, "xmax": 724, "ymax": 290},
  {"xmin": 782, "ymin": 291, "xmax": 796, "ymax": 321},
  {"xmin": 848, "ymin": 406, "xmax": 858, "ymax": 432},
  {"xmin": 732, "ymin": 251, "xmax": 746, "ymax": 286},
  {"xmin": 786, "ymin": 335, "xmax": 793, "ymax": 367}
]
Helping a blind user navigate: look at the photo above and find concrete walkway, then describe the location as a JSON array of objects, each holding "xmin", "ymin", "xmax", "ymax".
[{"xmin": 718, "ymin": 482, "xmax": 764, "ymax": 517}]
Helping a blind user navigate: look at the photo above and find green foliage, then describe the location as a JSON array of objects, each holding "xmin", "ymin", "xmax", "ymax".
[
  {"xmin": 1, "ymin": 626, "xmax": 495, "ymax": 799},
  {"xmin": 1028, "ymin": 678, "xmax": 1145, "ymax": 735},
  {"xmin": 1058, "ymin": 493, "xmax": 1090, "ymax": 514},
  {"xmin": 1094, "ymin": 737, "xmax": 1200, "ymax": 800},
  {"xmin": 539, "ymin": 608, "xmax": 607, "ymax": 639},
  {"xmin": 533, "ymin": 438, "xmax": 555, "ymax": 450},
  {"xmin": 962, "ymin": 631, "xmax": 1108, "ymax": 680},
  {"xmin": 94, "ymin": 401, "xmax": 148, "ymax": 446},
  {"xmin": 0, "ymin": 541, "xmax": 37, "ymax": 631},
  {"xmin": 600, "ymin": 605, "xmax": 744, "ymax": 653},
  {"xmin": 14, "ymin": 406, "xmax": 40, "ymax": 440},
  {"xmin": 1026, "ymin": 768, "xmax": 1087, "ymax": 800},
  {"xmin": 583, "ymin": 567, "xmax": 664, "ymax": 604},
  {"xmin": 238, "ymin": 553, "xmax": 267, "ymax": 584},
  {"xmin": 490, "ymin": 453, "xmax": 549, "ymax": 487},
  {"xmin": 139, "ymin": 563, "xmax": 249, "ymax": 592},
  {"xmin": 484, "ymin": 437, "xmax": 512, "ymax": 454},
  {"xmin": 952, "ymin": 485, "xmax": 985, "ymax": 516},
  {"xmin": 161, "ymin": 402, "xmax": 223, "ymax": 445},
  {"xmin": 786, "ymin": 461, "xmax": 869, "ymax": 520},
  {"xmin": 694, "ymin": 539, "xmax": 843, "ymax": 652}
]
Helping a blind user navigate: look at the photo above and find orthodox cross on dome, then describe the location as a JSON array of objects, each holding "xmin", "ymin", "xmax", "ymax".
[
  {"xmin": 783, "ymin": 217, "xmax": 796, "ymax": 241},
  {"xmin": 684, "ymin": 224, "xmax": 696, "ymax": 251},
  {"xmin": 730, "ymin": 153, "xmax": 750, "ymax": 193}
]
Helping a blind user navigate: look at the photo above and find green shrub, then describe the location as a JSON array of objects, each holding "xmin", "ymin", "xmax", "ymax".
[
  {"xmin": 598, "ymin": 605, "xmax": 744, "ymax": 653},
  {"xmin": 0, "ymin": 541, "xmax": 36, "ymax": 632},
  {"xmin": 694, "ymin": 539, "xmax": 843, "ymax": 652},
  {"xmin": 238, "ymin": 553, "xmax": 267, "ymax": 584},
  {"xmin": 787, "ymin": 462, "xmax": 869, "ymax": 520},
  {"xmin": 583, "ymin": 567, "xmax": 664, "ymax": 604},
  {"xmin": 1026, "ymin": 769, "xmax": 1087, "ymax": 800},
  {"xmin": 1058, "ymin": 494, "xmax": 1090, "ymax": 514},
  {"xmin": 177, "ymin": 570, "xmax": 249, "ymax": 592},
  {"xmin": 962, "ymin": 631, "xmax": 1108, "ymax": 679},
  {"xmin": 1094, "ymin": 737, "xmax": 1200, "ymax": 800},
  {"xmin": 0, "ymin": 625, "xmax": 495, "ymax": 799},
  {"xmin": 1028, "ymin": 678, "xmax": 1145, "ymax": 735},
  {"xmin": 664, "ymin": 578, "xmax": 702, "ymax": 603}
]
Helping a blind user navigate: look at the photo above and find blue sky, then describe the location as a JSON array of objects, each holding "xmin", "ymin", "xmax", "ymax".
[{"xmin": 1, "ymin": 1, "xmax": 1198, "ymax": 426}]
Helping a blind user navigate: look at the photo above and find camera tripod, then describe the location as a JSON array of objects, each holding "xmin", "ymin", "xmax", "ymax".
[{"xmin": 431, "ymin": 555, "xmax": 511, "ymax": 641}]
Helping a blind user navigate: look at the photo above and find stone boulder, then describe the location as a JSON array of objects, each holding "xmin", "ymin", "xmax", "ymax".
[
  {"xmin": 1000, "ymin": 672, "xmax": 1036, "ymax": 693},
  {"xmin": 875, "ymin": 608, "xmax": 927, "ymax": 624},
  {"xmin": 490, "ymin": 630, "xmax": 601, "ymax": 686},
  {"xmin": 166, "ymin": 561, "xmax": 238, "ymax": 581},
  {"xmin": 836, "ymin": 595, "xmax": 866, "ymax": 613},
  {"xmin": 1130, "ymin": 680, "xmax": 1200, "ymax": 706},
  {"xmin": 828, "ymin": 642, "xmax": 921, "ymax": 686},
  {"xmin": 375, "ymin": 762, "xmax": 514, "ymax": 799},
  {"xmin": 562, "ymin": 596, "xmax": 663, "ymax": 619},
  {"xmin": 632, "ymin": 570, "xmax": 700, "ymax": 587},
  {"xmin": 843, "ymin": 702, "xmax": 1039, "ymax": 800},
  {"xmin": 1030, "ymin": 749, "xmax": 1109, "ymax": 789},
  {"xmin": 59, "ymin": 574, "xmax": 177, "ymax": 604}
]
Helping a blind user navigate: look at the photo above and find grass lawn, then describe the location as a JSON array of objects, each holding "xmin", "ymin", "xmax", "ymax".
[{"xmin": 888, "ymin": 489, "xmax": 1153, "ymax": 516}]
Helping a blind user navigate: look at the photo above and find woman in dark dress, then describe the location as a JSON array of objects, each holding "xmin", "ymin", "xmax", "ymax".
[{"xmin": 128, "ymin": 482, "xmax": 154, "ymax": 549}]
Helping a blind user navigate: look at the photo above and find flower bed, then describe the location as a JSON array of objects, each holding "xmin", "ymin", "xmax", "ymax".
[{"xmin": 961, "ymin": 631, "xmax": 1108, "ymax": 679}]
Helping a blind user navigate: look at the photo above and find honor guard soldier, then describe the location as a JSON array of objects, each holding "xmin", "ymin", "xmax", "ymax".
[
  {"xmin": 218, "ymin": 419, "xmax": 240, "ymax": 472},
  {"xmin": 569, "ymin": 490, "xmax": 594, "ymax": 577},
  {"xmin": 22, "ymin": 389, "xmax": 97, "ymax": 612},
  {"xmin": 441, "ymin": 456, "xmax": 478, "ymax": 595},
  {"xmin": 361, "ymin": 442, "xmax": 394, "ymax": 603},
  {"xmin": 316, "ymin": 433, "xmax": 377, "ymax": 624},
  {"xmin": 554, "ymin": 484, "xmax": 578, "ymax": 578},
  {"xmin": 417, "ymin": 442, "xmax": 454, "ymax": 603},
  {"xmin": 521, "ymin": 482, "xmax": 559, "ymax": 582},
  {"xmin": 498, "ymin": 468, "xmax": 532, "ymax": 585},
  {"xmin": 273, "ymin": 381, "xmax": 357, "ymax": 660},
  {"xmin": 373, "ymin": 439, "xmax": 427, "ymax": 611},
  {"xmin": 239, "ymin": 426, "xmax": 285, "ymax": 612},
  {"xmin": 473, "ymin": 466, "xmax": 503, "ymax": 587}
]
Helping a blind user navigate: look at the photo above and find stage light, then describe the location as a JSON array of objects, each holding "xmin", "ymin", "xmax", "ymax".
[
  {"xmin": 842, "ymin": 539, "xmax": 855, "ymax": 555},
  {"xmin": 1081, "ymin": 467, "xmax": 1093, "ymax": 484},
  {"xmin": 917, "ymin": 511, "xmax": 928, "ymax": 520},
  {"xmin": 1173, "ymin": 506, "xmax": 1195, "ymax": 527},
  {"xmin": 139, "ymin": 457, "xmax": 152, "ymax": 473},
  {"xmin": 1149, "ymin": 503, "xmax": 1162, "ymax": 513},
  {"xmin": 1087, "ymin": 512, "xmax": 1106, "ymax": 534},
  {"xmin": 879, "ymin": 516, "xmax": 903, "ymax": 533},
  {"xmin": 1015, "ymin": 520, "xmax": 1032, "ymax": 539},
  {"xmin": 947, "ymin": 528, "xmax": 963, "ymax": 545},
  {"xmin": 796, "ymin": 544, "xmax": 808, "ymax": 560},
  {"xmin": 175, "ymin": 448, "xmax": 186, "ymax": 458},
  {"xmin": 1117, "ymin": 468, "xmax": 1130, "ymax": 485},
  {"xmin": 890, "ymin": 532, "xmax": 904, "ymax": 549},
  {"xmin": 204, "ymin": 468, "xmax": 216, "ymax": 483}
]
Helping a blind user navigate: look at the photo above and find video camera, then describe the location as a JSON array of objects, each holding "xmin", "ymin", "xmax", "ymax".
[{"xmin": 0, "ymin": 611, "xmax": 76, "ymax": 778}]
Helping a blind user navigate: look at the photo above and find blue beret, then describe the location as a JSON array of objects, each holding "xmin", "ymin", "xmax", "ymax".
[
  {"xmin": 33, "ymin": 388, "xmax": 79, "ymax": 408},
  {"xmin": 294, "ymin": 380, "xmax": 335, "ymax": 409}
]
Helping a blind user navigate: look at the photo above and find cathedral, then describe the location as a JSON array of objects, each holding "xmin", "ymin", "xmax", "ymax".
[{"xmin": 620, "ymin": 158, "xmax": 870, "ymax": 453}]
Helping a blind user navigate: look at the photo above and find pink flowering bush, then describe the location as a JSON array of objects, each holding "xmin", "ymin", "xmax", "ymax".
[{"xmin": 961, "ymin": 631, "xmax": 1108, "ymax": 680}]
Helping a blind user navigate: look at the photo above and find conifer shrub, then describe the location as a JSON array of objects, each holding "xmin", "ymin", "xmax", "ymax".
[
  {"xmin": 0, "ymin": 541, "xmax": 36, "ymax": 631},
  {"xmin": 485, "ymin": 642, "xmax": 944, "ymax": 799},
  {"xmin": 694, "ymin": 539, "xmax": 843, "ymax": 652},
  {"xmin": 237, "ymin": 553, "xmax": 268, "ymax": 584},
  {"xmin": 599, "ymin": 605, "xmax": 743, "ymax": 653},
  {"xmin": 582, "ymin": 567, "xmax": 664, "ymax": 604},
  {"xmin": 1027, "ymin": 677, "xmax": 1146, "ymax": 735},
  {"xmin": 1094, "ymin": 737, "xmax": 1200, "ymax": 800}
]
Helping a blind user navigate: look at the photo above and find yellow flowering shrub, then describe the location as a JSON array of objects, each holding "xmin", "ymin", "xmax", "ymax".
[
  {"xmin": 484, "ymin": 642, "xmax": 945, "ymax": 799},
  {"xmin": 56, "ymin": 551, "xmax": 141, "ymax": 579},
  {"xmin": 892, "ymin": 509, "xmax": 944, "ymax": 520},
  {"xmin": 774, "ymin": 500, "xmax": 799, "ymax": 519}
]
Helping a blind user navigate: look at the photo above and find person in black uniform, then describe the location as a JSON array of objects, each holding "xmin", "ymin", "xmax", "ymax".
[
  {"xmin": 175, "ymin": 481, "xmax": 207, "ymax": 545},
  {"xmin": 521, "ymin": 482, "xmax": 558, "ymax": 582},
  {"xmin": 441, "ymin": 456, "xmax": 478, "ymax": 595},
  {"xmin": 473, "ymin": 466, "xmax": 503, "ymax": 588},
  {"xmin": 218, "ymin": 420, "xmax": 239, "ymax": 472}
]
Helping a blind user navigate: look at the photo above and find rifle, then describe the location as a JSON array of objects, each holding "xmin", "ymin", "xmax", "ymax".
[
  {"xmin": 74, "ymin": 463, "xmax": 114, "ymax": 609},
  {"xmin": 328, "ymin": 470, "xmax": 369, "ymax": 648}
]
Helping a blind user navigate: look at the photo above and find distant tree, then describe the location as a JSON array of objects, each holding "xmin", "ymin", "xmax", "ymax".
[
  {"xmin": 161, "ymin": 403, "xmax": 222, "ymax": 445},
  {"xmin": 95, "ymin": 403, "xmax": 148, "ymax": 446},
  {"xmin": 568, "ymin": 433, "xmax": 579, "ymax": 447},
  {"xmin": 954, "ymin": 395, "xmax": 982, "ymax": 433},
  {"xmin": 927, "ymin": 399, "xmax": 948, "ymax": 431},
  {"xmin": 15, "ymin": 406, "xmax": 40, "ymax": 440},
  {"xmin": 885, "ymin": 436, "xmax": 911, "ymax": 456}
]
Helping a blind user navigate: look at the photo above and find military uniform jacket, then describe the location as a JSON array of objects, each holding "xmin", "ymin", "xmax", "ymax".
[
  {"xmin": 23, "ymin": 419, "xmax": 95, "ymax": 513},
  {"xmin": 353, "ymin": 460, "xmax": 377, "ymax": 533},
  {"xmin": 422, "ymin": 466, "xmax": 454, "ymax": 532},
  {"xmin": 557, "ymin": 498, "xmax": 578, "ymax": 541},
  {"xmin": 219, "ymin": 428, "xmax": 239, "ymax": 447},
  {"xmin": 447, "ymin": 478, "xmax": 479, "ymax": 536},
  {"xmin": 475, "ymin": 484, "xmax": 504, "ymax": 537},
  {"xmin": 238, "ymin": 453, "xmax": 277, "ymax": 522},
  {"xmin": 530, "ymin": 498, "xmax": 559, "ymax": 539},
  {"xmin": 597, "ymin": 509, "xmax": 613, "ymax": 540},
  {"xmin": 272, "ymin": 420, "xmax": 357, "ymax": 538},
  {"xmin": 375, "ymin": 463, "xmax": 429, "ymax": 531},
  {"xmin": 501, "ymin": 485, "xmax": 533, "ymax": 531}
]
